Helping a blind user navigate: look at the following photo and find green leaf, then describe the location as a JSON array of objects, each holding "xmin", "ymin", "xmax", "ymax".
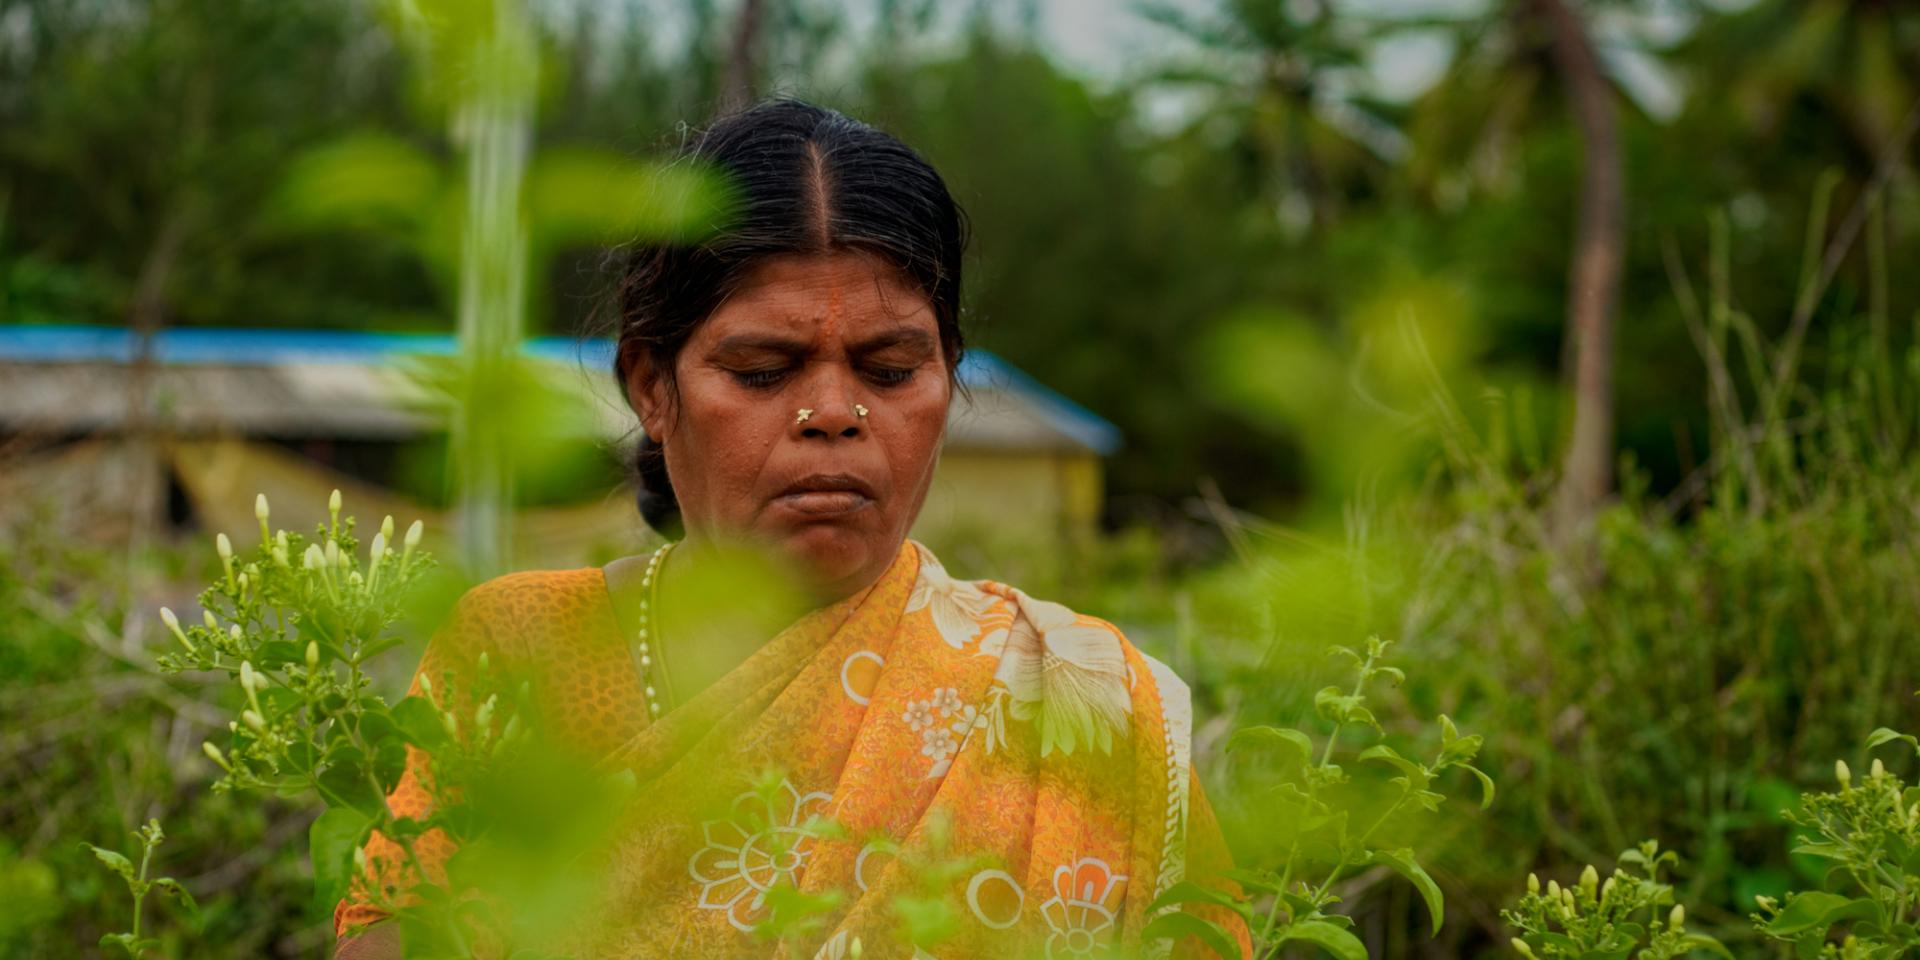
[
  {"xmin": 309, "ymin": 807, "xmax": 373, "ymax": 915},
  {"xmin": 1142, "ymin": 910, "xmax": 1241, "ymax": 960},
  {"xmin": 98, "ymin": 933, "xmax": 159, "ymax": 956},
  {"xmin": 1866, "ymin": 727, "xmax": 1919, "ymax": 755},
  {"xmin": 391, "ymin": 695, "xmax": 450, "ymax": 750},
  {"xmin": 1219, "ymin": 868, "xmax": 1282, "ymax": 895},
  {"xmin": 80, "ymin": 843, "xmax": 135, "ymax": 883},
  {"xmin": 316, "ymin": 748, "xmax": 384, "ymax": 818},
  {"xmin": 1283, "ymin": 919, "xmax": 1369, "ymax": 960},
  {"xmin": 1762, "ymin": 891, "xmax": 1877, "ymax": 938},
  {"xmin": 1364, "ymin": 848, "xmax": 1444, "ymax": 935},
  {"xmin": 1226, "ymin": 726, "xmax": 1315, "ymax": 767},
  {"xmin": 1358, "ymin": 744, "xmax": 1429, "ymax": 785},
  {"xmin": 152, "ymin": 877, "xmax": 200, "ymax": 915},
  {"xmin": 1462, "ymin": 764, "xmax": 1497, "ymax": 810},
  {"xmin": 1681, "ymin": 933, "xmax": 1737, "ymax": 959},
  {"xmin": 1146, "ymin": 880, "xmax": 1253, "ymax": 924},
  {"xmin": 1314, "ymin": 686, "xmax": 1376, "ymax": 729}
]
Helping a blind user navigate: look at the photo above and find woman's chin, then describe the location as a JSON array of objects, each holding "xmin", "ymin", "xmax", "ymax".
[{"xmin": 773, "ymin": 523, "xmax": 891, "ymax": 596}]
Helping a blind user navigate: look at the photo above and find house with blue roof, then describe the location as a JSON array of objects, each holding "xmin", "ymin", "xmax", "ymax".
[{"xmin": 0, "ymin": 326, "xmax": 1119, "ymax": 563}]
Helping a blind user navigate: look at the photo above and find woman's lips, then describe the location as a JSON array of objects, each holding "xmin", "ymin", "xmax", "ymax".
[{"xmin": 773, "ymin": 490, "xmax": 873, "ymax": 517}]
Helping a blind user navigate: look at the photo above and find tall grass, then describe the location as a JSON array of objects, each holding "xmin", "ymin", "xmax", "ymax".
[{"xmin": 1180, "ymin": 196, "xmax": 1920, "ymax": 956}]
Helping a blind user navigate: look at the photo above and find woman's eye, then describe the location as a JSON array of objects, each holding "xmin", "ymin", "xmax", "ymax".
[
  {"xmin": 864, "ymin": 366, "xmax": 915, "ymax": 387},
  {"xmin": 731, "ymin": 368, "xmax": 789, "ymax": 388}
]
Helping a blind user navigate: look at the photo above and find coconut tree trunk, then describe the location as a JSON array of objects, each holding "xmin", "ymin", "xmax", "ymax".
[
  {"xmin": 1537, "ymin": 0, "xmax": 1624, "ymax": 534},
  {"xmin": 722, "ymin": 0, "xmax": 766, "ymax": 110}
]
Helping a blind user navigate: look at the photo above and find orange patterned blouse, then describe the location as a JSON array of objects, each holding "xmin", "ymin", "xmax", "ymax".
[{"xmin": 337, "ymin": 538, "xmax": 1250, "ymax": 959}]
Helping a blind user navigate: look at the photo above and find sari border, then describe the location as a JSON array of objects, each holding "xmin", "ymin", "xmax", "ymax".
[{"xmin": 1140, "ymin": 651, "xmax": 1193, "ymax": 953}]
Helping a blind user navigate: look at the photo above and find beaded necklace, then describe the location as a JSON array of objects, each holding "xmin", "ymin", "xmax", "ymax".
[{"xmin": 634, "ymin": 539, "xmax": 675, "ymax": 719}]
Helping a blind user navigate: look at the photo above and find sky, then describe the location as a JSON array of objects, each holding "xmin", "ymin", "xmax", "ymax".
[{"xmin": 581, "ymin": 0, "xmax": 1746, "ymax": 127}]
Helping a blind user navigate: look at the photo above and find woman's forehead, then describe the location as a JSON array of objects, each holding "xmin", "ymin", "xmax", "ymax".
[{"xmin": 706, "ymin": 252, "xmax": 934, "ymax": 340}]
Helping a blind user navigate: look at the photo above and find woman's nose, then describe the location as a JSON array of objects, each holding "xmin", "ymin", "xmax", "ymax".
[{"xmin": 797, "ymin": 399, "xmax": 863, "ymax": 440}]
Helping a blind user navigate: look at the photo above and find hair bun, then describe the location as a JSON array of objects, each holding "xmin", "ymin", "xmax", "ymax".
[{"xmin": 633, "ymin": 434, "xmax": 683, "ymax": 539}]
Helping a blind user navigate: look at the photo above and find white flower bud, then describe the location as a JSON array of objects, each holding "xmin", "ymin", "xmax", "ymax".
[
  {"xmin": 1837, "ymin": 759, "xmax": 1852, "ymax": 788},
  {"xmin": 325, "ymin": 539, "xmax": 341, "ymax": 569},
  {"xmin": 329, "ymin": 488, "xmax": 342, "ymax": 517},
  {"xmin": 229, "ymin": 624, "xmax": 243, "ymax": 644},
  {"xmin": 404, "ymin": 519, "xmax": 424, "ymax": 551},
  {"xmin": 1669, "ymin": 904, "xmax": 1685, "ymax": 928},
  {"xmin": 475, "ymin": 694, "xmax": 497, "ymax": 731},
  {"xmin": 1870, "ymin": 758, "xmax": 1885, "ymax": 779},
  {"xmin": 203, "ymin": 610, "xmax": 219, "ymax": 630},
  {"xmin": 1546, "ymin": 879, "xmax": 1560, "ymax": 900},
  {"xmin": 236, "ymin": 572, "xmax": 249, "ymax": 596},
  {"xmin": 202, "ymin": 742, "xmax": 229, "ymax": 769},
  {"xmin": 242, "ymin": 709, "xmax": 266, "ymax": 732},
  {"xmin": 159, "ymin": 607, "xmax": 193, "ymax": 651},
  {"xmin": 1579, "ymin": 864, "xmax": 1598, "ymax": 895},
  {"xmin": 348, "ymin": 571, "xmax": 363, "ymax": 588},
  {"xmin": 369, "ymin": 533, "xmax": 386, "ymax": 566},
  {"xmin": 380, "ymin": 515, "xmax": 395, "ymax": 542},
  {"xmin": 305, "ymin": 641, "xmax": 319, "ymax": 671},
  {"xmin": 239, "ymin": 661, "xmax": 257, "ymax": 691},
  {"xmin": 1526, "ymin": 872, "xmax": 1539, "ymax": 895},
  {"xmin": 304, "ymin": 544, "xmax": 324, "ymax": 570},
  {"xmin": 1600, "ymin": 877, "xmax": 1616, "ymax": 902},
  {"xmin": 216, "ymin": 532, "xmax": 233, "ymax": 564},
  {"xmin": 255, "ymin": 493, "xmax": 271, "ymax": 524}
]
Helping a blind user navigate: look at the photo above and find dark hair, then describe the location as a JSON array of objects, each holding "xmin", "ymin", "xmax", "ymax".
[{"xmin": 614, "ymin": 98, "xmax": 970, "ymax": 538}]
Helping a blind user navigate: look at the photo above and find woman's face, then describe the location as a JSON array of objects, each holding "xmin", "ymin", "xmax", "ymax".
[{"xmin": 630, "ymin": 251, "xmax": 952, "ymax": 600}]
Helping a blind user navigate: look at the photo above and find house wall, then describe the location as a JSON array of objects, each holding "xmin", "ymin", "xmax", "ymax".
[{"xmin": 911, "ymin": 449, "xmax": 1103, "ymax": 547}]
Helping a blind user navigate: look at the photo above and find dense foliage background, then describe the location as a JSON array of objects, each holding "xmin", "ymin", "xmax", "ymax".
[{"xmin": 3, "ymin": 0, "xmax": 1919, "ymax": 957}]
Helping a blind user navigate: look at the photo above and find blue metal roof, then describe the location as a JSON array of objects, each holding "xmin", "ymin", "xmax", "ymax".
[{"xmin": 0, "ymin": 325, "xmax": 1119, "ymax": 453}]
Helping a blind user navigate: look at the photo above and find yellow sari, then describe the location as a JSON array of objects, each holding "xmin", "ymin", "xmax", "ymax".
[{"xmin": 338, "ymin": 539, "xmax": 1249, "ymax": 959}]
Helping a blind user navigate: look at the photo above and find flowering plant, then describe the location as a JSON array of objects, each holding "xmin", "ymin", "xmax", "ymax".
[
  {"xmin": 1147, "ymin": 637, "xmax": 1495, "ymax": 959},
  {"xmin": 1749, "ymin": 721, "xmax": 1920, "ymax": 958}
]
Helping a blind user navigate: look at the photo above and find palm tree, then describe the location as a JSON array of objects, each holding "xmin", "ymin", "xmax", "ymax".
[
  {"xmin": 1399, "ymin": 0, "xmax": 1673, "ymax": 531},
  {"xmin": 1136, "ymin": 0, "xmax": 1403, "ymax": 237}
]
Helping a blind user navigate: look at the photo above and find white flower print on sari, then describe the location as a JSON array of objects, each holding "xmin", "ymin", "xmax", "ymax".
[
  {"xmin": 981, "ymin": 590, "xmax": 1133, "ymax": 757},
  {"xmin": 904, "ymin": 686, "xmax": 985, "ymax": 777},
  {"xmin": 1040, "ymin": 857, "xmax": 1129, "ymax": 958},
  {"xmin": 688, "ymin": 778, "xmax": 831, "ymax": 931},
  {"xmin": 906, "ymin": 544, "xmax": 1001, "ymax": 650}
]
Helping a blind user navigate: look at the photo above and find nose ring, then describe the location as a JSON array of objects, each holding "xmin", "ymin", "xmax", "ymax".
[
  {"xmin": 854, "ymin": 404, "xmax": 869, "ymax": 418},
  {"xmin": 795, "ymin": 408, "xmax": 813, "ymax": 424}
]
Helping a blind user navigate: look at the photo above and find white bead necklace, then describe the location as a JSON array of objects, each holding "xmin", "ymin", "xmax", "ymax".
[{"xmin": 635, "ymin": 539, "xmax": 676, "ymax": 719}]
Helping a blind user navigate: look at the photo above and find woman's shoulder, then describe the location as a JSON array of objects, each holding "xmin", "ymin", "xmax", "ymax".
[
  {"xmin": 436, "ymin": 568, "xmax": 617, "ymax": 657},
  {"xmin": 908, "ymin": 541, "xmax": 1192, "ymax": 755},
  {"xmin": 454, "ymin": 567, "xmax": 610, "ymax": 619}
]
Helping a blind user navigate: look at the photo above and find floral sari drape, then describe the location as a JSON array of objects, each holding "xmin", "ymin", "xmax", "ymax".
[{"xmin": 338, "ymin": 539, "xmax": 1249, "ymax": 959}]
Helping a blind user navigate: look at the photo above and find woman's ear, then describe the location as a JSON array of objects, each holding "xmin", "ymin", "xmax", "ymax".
[{"xmin": 625, "ymin": 354, "xmax": 674, "ymax": 443}]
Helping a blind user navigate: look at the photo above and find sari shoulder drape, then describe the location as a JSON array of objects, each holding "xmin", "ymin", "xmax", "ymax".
[{"xmin": 336, "ymin": 542, "xmax": 1250, "ymax": 959}]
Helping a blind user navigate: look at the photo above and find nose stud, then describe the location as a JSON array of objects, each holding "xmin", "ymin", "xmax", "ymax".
[
  {"xmin": 854, "ymin": 404, "xmax": 869, "ymax": 418},
  {"xmin": 795, "ymin": 408, "xmax": 813, "ymax": 424}
]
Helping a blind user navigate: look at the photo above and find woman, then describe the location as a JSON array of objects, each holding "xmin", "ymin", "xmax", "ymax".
[{"xmin": 336, "ymin": 99, "xmax": 1249, "ymax": 960}]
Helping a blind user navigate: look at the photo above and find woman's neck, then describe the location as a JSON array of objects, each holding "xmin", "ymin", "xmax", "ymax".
[{"xmin": 647, "ymin": 537, "xmax": 814, "ymax": 707}]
